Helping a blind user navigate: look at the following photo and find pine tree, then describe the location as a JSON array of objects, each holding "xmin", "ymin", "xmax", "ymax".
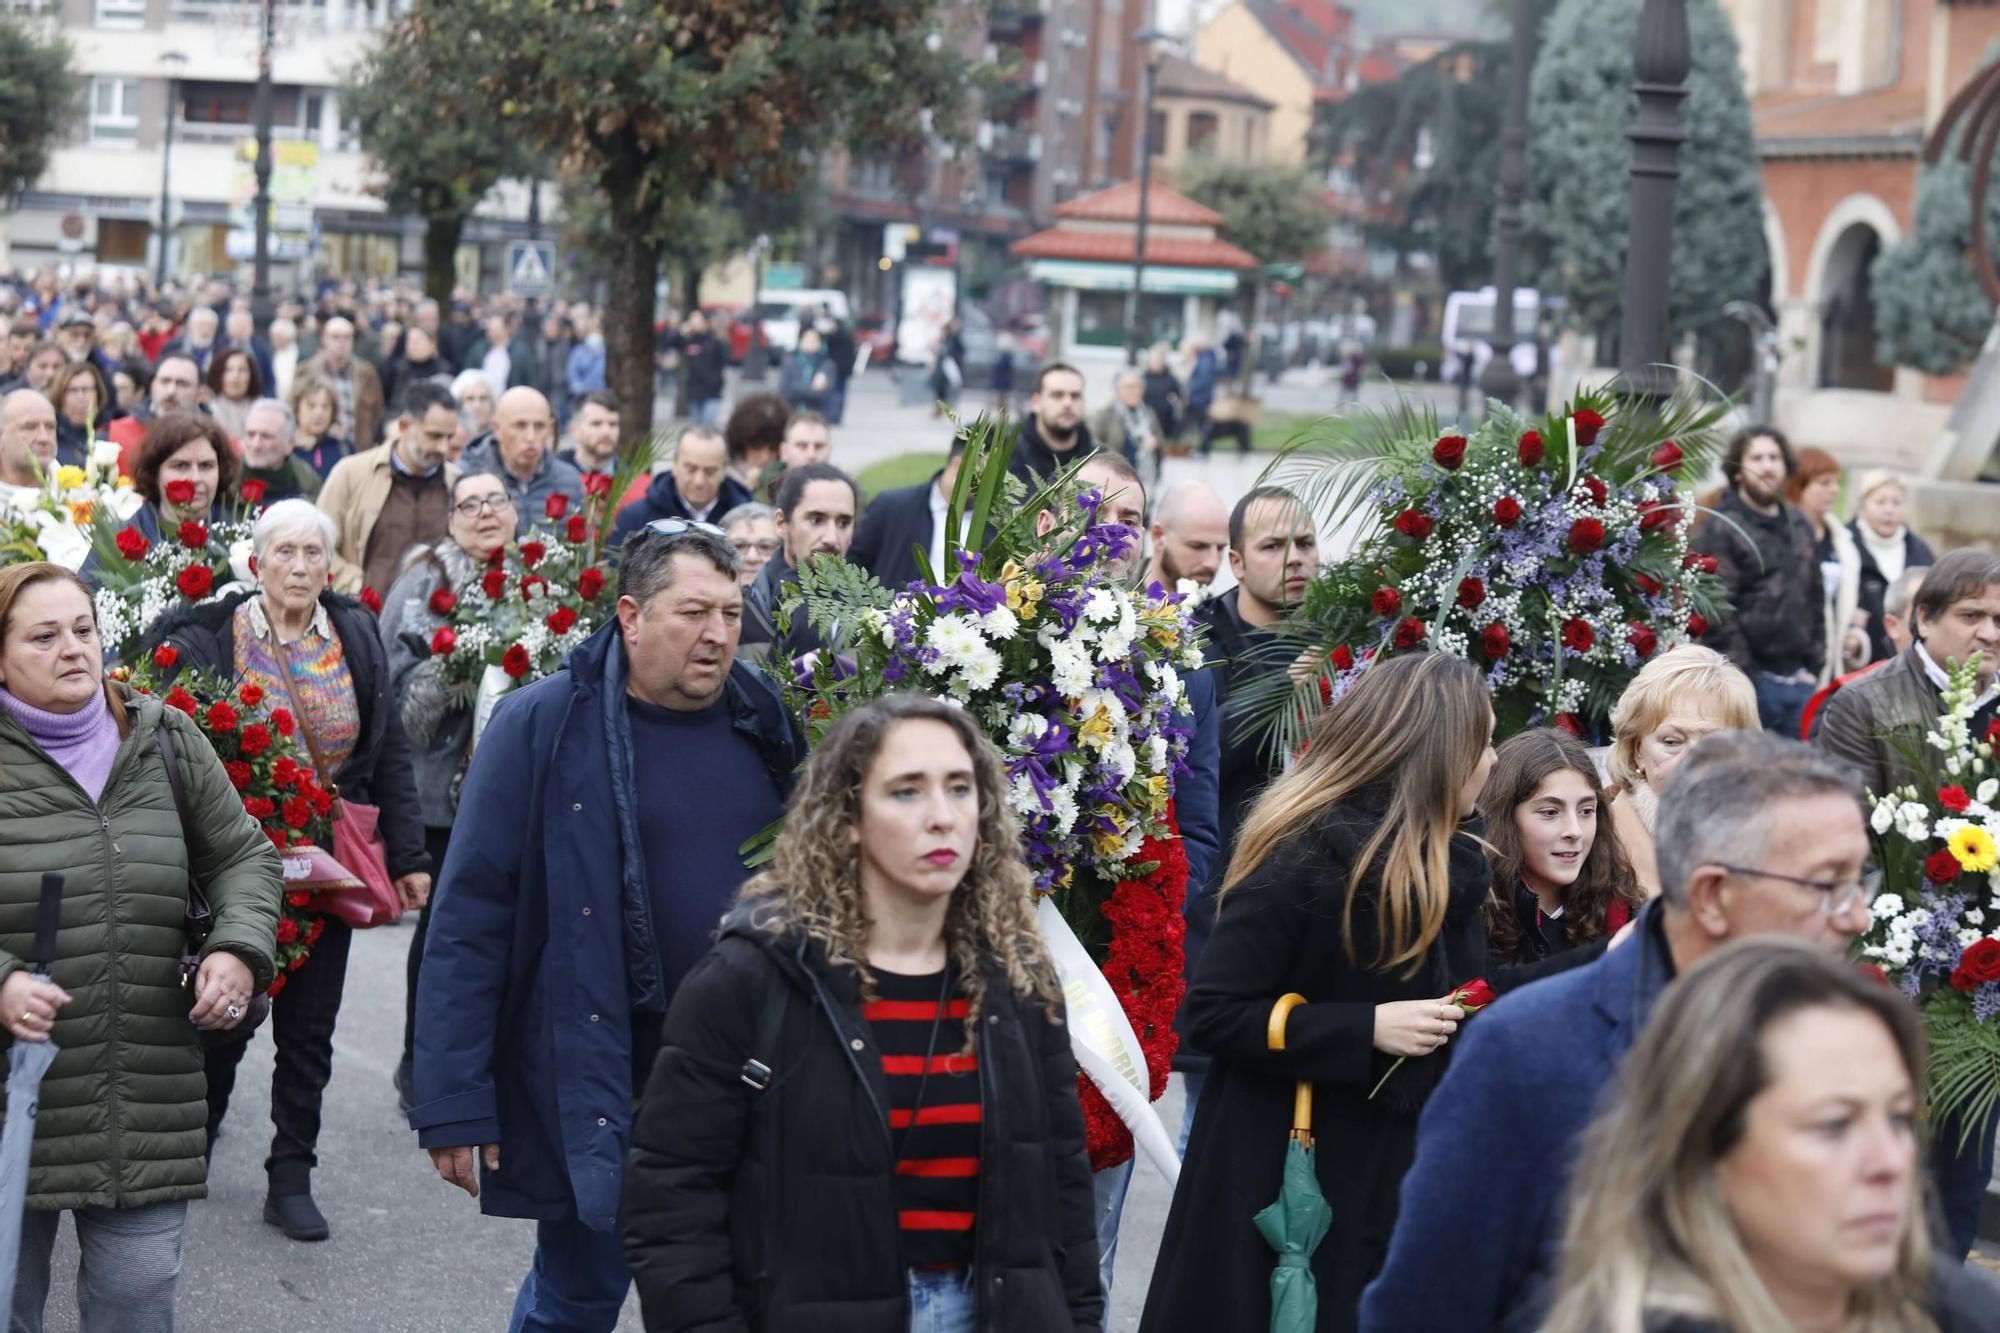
[{"xmin": 1871, "ymin": 153, "xmax": 2000, "ymax": 375}]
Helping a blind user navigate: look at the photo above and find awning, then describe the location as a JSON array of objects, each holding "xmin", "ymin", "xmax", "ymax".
[{"xmin": 1026, "ymin": 259, "xmax": 1240, "ymax": 295}]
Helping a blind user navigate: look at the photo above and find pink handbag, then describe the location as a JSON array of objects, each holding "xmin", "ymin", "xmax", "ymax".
[{"xmin": 274, "ymin": 663, "xmax": 404, "ymax": 929}]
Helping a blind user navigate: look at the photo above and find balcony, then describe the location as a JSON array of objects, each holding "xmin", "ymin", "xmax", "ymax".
[{"xmin": 984, "ymin": 123, "xmax": 1042, "ymax": 164}]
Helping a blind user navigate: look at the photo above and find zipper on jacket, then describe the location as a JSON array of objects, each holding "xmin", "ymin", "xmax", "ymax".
[
  {"xmin": 972, "ymin": 1007, "xmax": 995, "ymax": 1329},
  {"xmin": 96, "ymin": 809, "xmax": 128, "ymax": 1208}
]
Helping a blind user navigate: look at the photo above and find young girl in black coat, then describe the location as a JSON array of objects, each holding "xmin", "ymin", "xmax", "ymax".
[
  {"xmin": 621, "ymin": 693, "xmax": 1102, "ymax": 1333},
  {"xmin": 1139, "ymin": 652, "xmax": 1497, "ymax": 1333}
]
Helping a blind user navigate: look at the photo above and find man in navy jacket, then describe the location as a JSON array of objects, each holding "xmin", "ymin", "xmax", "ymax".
[
  {"xmin": 848, "ymin": 435, "xmax": 965, "ymax": 594},
  {"xmin": 410, "ymin": 523, "xmax": 803, "ymax": 1331},
  {"xmin": 1362, "ymin": 733, "xmax": 1872, "ymax": 1333}
]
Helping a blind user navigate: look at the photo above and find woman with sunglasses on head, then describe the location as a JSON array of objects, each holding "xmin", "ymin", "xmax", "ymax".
[{"xmin": 379, "ymin": 469, "xmax": 515, "ymax": 1112}]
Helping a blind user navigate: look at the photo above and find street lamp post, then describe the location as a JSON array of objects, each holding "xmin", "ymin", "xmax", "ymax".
[
  {"xmin": 1477, "ymin": 0, "xmax": 1537, "ymax": 414},
  {"xmin": 155, "ymin": 50, "xmax": 189, "ymax": 290},
  {"xmin": 251, "ymin": 0, "xmax": 276, "ymax": 331},
  {"xmin": 1124, "ymin": 28, "xmax": 1173, "ymax": 368},
  {"xmin": 1616, "ymin": 0, "xmax": 1691, "ymax": 398}
]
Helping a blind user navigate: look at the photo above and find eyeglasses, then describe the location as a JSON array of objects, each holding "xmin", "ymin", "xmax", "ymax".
[
  {"xmin": 1707, "ymin": 863, "xmax": 1882, "ymax": 918},
  {"xmin": 453, "ymin": 495, "xmax": 515, "ymax": 516},
  {"xmin": 731, "ymin": 538, "xmax": 780, "ymax": 557},
  {"xmin": 642, "ymin": 518, "xmax": 727, "ymax": 539}
]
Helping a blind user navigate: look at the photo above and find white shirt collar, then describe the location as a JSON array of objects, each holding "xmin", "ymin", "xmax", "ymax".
[
  {"xmin": 248, "ymin": 594, "xmax": 332, "ymax": 644},
  {"xmin": 1915, "ymin": 641, "xmax": 2000, "ymax": 711}
]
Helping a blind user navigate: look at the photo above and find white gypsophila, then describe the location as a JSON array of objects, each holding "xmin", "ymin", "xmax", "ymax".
[
  {"xmin": 1870, "ymin": 801, "xmax": 1896, "ymax": 835},
  {"xmin": 1969, "ymin": 908, "xmax": 1987, "ymax": 926},
  {"xmin": 1872, "ymin": 893, "xmax": 1906, "ymax": 918},
  {"xmin": 979, "ymin": 604, "xmax": 1019, "ymax": 641}
]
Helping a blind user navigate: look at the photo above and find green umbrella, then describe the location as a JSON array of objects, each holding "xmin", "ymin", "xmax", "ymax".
[{"xmin": 1256, "ymin": 995, "xmax": 1332, "ymax": 1332}]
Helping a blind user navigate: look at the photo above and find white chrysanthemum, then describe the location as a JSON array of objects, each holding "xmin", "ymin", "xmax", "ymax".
[
  {"xmin": 1960, "ymin": 928, "xmax": 1986, "ymax": 949},
  {"xmin": 1103, "ymin": 741, "xmax": 1137, "ymax": 784},
  {"xmin": 1144, "ymin": 733, "xmax": 1170, "ymax": 773},
  {"xmin": 1979, "ymin": 778, "xmax": 2000, "ymax": 807},
  {"xmin": 1872, "ymin": 893, "xmax": 1905, "ymax": 918},
  {"xmin": 1048, "ymin": 786, "xmax": 1080, "ymax": 835},
  {"xmin": 958, "ymin": 645, "xmax": 1002, "ymax": 693},
  {"xmin": 979, "ymin": 605, "xmax": 1019, "ymax": 641},
  {"xmin": 925, "ymin": 613, "xmax": 982, "ymax": 670},
  {"xmin": 1084, "ymin": 589, "xmax": 1120, "ymax": 623},
  {"xmin": 1049, "ymin": 640, "xmax": 1093, "ymax": 697},
  {"xmin": 1967, "ymin": 908, "xmax": 1985, "ymax": 926},
  {"xmin": 1008, "ymin": 713, "xmax": 1050, "ymax": 748},
  {"xmin": 1906, "ymin": 908, "xmax": 1933, "ymax": 930}
]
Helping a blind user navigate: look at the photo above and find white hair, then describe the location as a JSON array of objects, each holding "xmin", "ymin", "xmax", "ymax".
[
  {"xmin": 451, "ymin": 369, "xmax": 491, "ymax": 400},
  {"xmin": 246, "ymin": 397, "xmax": 294, "ymax": 438},
  {"xmin": 188, "ymin": 307, "xmax": 219, "ymax": 330},
  {"xmin": 252, "ymin": 497, "xmax": 337, "ymax": 559}
]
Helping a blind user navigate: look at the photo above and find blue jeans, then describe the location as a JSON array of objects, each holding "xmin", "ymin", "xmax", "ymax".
[
  {"xmin": 907, "ymin": 1267, "xmax": 975, "ymax": 1333},
  {"xmin": 13, "ymin": 1200, "xmax": 187, "ymax": 1333},
  {"xmin": 1178, "ymin": 1068, "xmax": 1206, "ymax": 1156},
  {"xmin": 1092, "ymin": 1158, "xmax": 1133, "ymax": 1298},
  {"xmin": 1753, "ymin": 673, "xmax": 1815, "ymax": 739},
  {"xmin": 690, "ymin": 398, "xmax": 723, "ymax": 428},
  {"xmin": 1930, "ymin": 1112, "xmax": 1998, "ymax": 1259},
  {"xmin": 508, "ymin": 1213, "xmax": 631, "ymax": 1333}
]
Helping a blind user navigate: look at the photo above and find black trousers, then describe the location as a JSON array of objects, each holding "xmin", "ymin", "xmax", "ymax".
[
  {"xmin": 402, "ymin": 824, "xmax": 452, "ymax": 1066},
  {"xmin": 206, "ymin": 915, "xmax": 354, "ymax": 1194}
]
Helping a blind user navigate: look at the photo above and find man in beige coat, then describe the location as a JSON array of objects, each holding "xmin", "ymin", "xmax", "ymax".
[{"xmin": 317, "ymin": 381, "xmax": 461, "ymax": 597}]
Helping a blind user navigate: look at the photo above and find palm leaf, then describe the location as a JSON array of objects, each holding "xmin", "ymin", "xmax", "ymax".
[
  {"xmin": 1926, "ymin": 1004, "xmax": 2000, "ymax": 1151},
  {"xmin": 1255, "ymin": 393, "xmax": 1441, "ymax": 548}
]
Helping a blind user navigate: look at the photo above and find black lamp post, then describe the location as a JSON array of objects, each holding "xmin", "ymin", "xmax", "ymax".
[
  {"xmin": 250, "ymin": 0, "xmax": 276, "ymax": 331},
  {"xmin": 155, "ymin": 50, "xmax": 189, "ymax": 290},
  {"xmin": 1124, "ymin": 27, "xmax": 1173, "ymax": 368},
  {"xmin": 1616, "ymin": 0, "xmax": 1691, "ymax": 398},
  {"xmin": 1477, "ymin": 0, "xmax": 1537, "ymax": 414}
]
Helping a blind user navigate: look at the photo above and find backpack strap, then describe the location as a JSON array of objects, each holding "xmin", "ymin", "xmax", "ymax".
[{"xmin": 740, "ymin": 983, "xmax": 789, "ymax": 1093}]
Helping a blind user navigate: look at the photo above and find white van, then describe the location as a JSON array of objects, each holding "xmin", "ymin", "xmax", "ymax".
[{"xmin": 750, "ymin": 288, "xmax": 853, "ymax": 358}]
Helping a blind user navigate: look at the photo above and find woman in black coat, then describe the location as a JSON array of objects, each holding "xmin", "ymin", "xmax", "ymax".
[
  {"xmin": 1848, "ymin": 470, "xmax": 1937, "ymax": 664},
  {"xmin": 148, "ymin": 497, "xmax": 429, "ymax": 1244},
  {"xmin": 622, "ymin": 694, "xmax": 1101, "ymax": 1332},
  {"xmin": 1141, "ymin": 653, "xmax": 1498, "ymax": 1333}
]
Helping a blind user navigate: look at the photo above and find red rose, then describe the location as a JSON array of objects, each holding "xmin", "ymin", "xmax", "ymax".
[
  {"xmin": 1939, "ymin": 785, "xmax": 1972, "ymax": 813},
  {"xmin": 115, "ymin": 527, "xmax": 150, "ymax": 561},
  {"xmin": 176, "ymin": 520, "xmax": 208, "ymax": 550},
  {"xmin": 204, "ymin": 700, "xmax": 239, "ymax": 733},
  {"xmin": 1960, "ymin": 937, "xmax": 2000, "ymax": 983},
  {"xmin": 164, "ymin": 687, "xmax": 198, "ymax": 716},
  {"xmin": 1580, "ymin": 475, "xmax": 1608, "ymax": 508},
  {"xmin": 486, "ymin": 545, "xmax": 506, "ymax": 568},
  {"xmin": 175, "ymin": 565, "xmax": 213, "ymax": 599},
  {"xmin": 276, "ymin": 918, "xmax": 299, "ymax": 945},
  {"xmin": 1989, "ymin": 719, "xmax": 2000, "ymax": 747},
  {"xmin": 566, "ymin": 515, "xmax": 588, "ymax": 543},
  {"xmin": 1492, "ymin": 496, "xmax": 1521, "ymax": 527},
  {"xmin": 1952, "ymin": 965, "xmax": 1979, "ymax": 992},
  {"xmin": 1686, "ymin": 611, "xmax": 1708, "ymax": 639},
  {"xmin": 1480, "ymin": 623, "xmax": 1511, "ymax": 659},
  {"xmin": 287, "ymin": 952, "xmax": 306, "ymax": 971},
  {"xmin": 267, "ymin": 973, "xmax": 288, "ymax": 999},
  {"xmin": 581, "ymin": 472, "xmax": 613, "ymax": 498},
  {"xmin": 520, "ymin": 541, "xmax": 547, "ymax": 569},
  {"xmin": 1330, "ymin": 644, "xmax": 1354, "ymax": 671},
  {"xmin": 1394, "ymin": 510, "xmax": 1434, "ymax": 541},
  {"xmin": 307, "ymin": 917, "xmax": 324, "ymax": 943},
  {"xmin": 240, "ymin": 724, "xmax": 272, "ymax": 758},
  {"xmin": 429, "ymin": 626, "xmax": 457, "ymax": 656},
  {"xmin": 429, "ymin": 587, "xmax": 458, "ymax": 617},
  {"xmin": 1457, "ymin": 577, "xmax": 1486, "ymax": 610},
  {"xmin": 1633, "ymin": 573, "xmax": 1662, "ymax": 595},
  {"xmin": 1452, "ymin": 978, "xmax": 1496, "ymax": 1012},
  {"xmin": 282, "ymin": 797, "xmax": 312, "ymax": 830},
  {"xmin": 1650, "ymin": 441, "xmax": 1683, "ymax": 470},
  {"xmin": 270, "ymin": 708, "xmax": 295, "ymax": 737},
  {"xmin": 223, "ymin": 760, "xmax": 252, "ymax": 791},
  {"xmin": 164, "ymin": 479, "xmax": 196, "ymax": 505},
  {"xmin": 272, "ymin": 756, "xmax": 299, "ymax": 789},
  {"xmin": 238, "ymin": 478, "xmax": 268, "ymax": 506},
  {"xmin": 1517, "ymin": 431, "xmax": 1544, "ymax": 467},
  {"xmin": 1636, "ymin": 499, "xmax": 1677, "ymax": 532},
  {"xmin": 1553, "ymin": 713, "xmax": 1586, "ymax": 737},
  {"xmin": 285, "ymin": 889, "xmax": 310, "ymax": 908},
  {"xmin": 1683, "ymin": 552, "xmax": 1719, "ymax": 574},
  {"xmin": 481, "ymin": 568, "xmax": 508, "ymax": 600},
  {"xmin": 545, "ymin": 493, "xmax": 570, "ymax": 520},
  {"xmin": 1392, "ymin": 617, "xmax": 1427, "ymax": 650},
  {"xmin": 151, "ymin": 644, "xmax": 179, "ymax": 670},
  {"xmin": 502, "ymin": 643, "xmax": 533, "ymax": 678},
  {"xmin": 1432, "ymin": 435, "xmax": 1467, "ymax": 470},
  {"xmin": 1371, "ymin": 587, "xmax": 1403, "ymax": 617},
  {"xmin": 546, "ymin": 606, "xmax": 579, "ymax": 635},
  {"xmin": 359, "ymin": 587, "xmax": 383, "ymax": 614},
  {"xmin": 1926, "ymin": 848, "xmax": 1962, "ymax": 884},
  {"xmin": 244, "ymin": 796, "xmax": 276, "ymax": 820},
  {"xmin": 577, "ymin": 567, "xmax": 606, "ymax": 601},
  {"xmin": 1567, "ymin": 518, "xmax": 1605, "ymax": 554},
  {"xmin": 1561, "ymin": 618, "xmax": 1595, "ymax": 653},
  {"xmin": 1628, "ymin": 622, "xmax": 1658, "ymax": 658},
  {"xmin": 1572, "ymin": 408, "xmax": 1605, "ymax": 446}
]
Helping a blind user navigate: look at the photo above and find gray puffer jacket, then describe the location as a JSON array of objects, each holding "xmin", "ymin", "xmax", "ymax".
[{"xmin": 381, "ymin": 540, "xmax": 479, "ymax": 829}]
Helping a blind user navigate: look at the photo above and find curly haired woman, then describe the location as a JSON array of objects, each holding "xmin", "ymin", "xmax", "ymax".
[{"xmin": 620, "ymin": 693, "xmax": 1103, "ymax": 1332}]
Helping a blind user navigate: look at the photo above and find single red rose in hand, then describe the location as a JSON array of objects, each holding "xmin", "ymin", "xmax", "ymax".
[
  {"xmin": 1370, "ymin": 587, "xmax": 1403, "ymax": 617},
  {"xmin": 178, "ymin": 520, "xmax": 209, "ymax": 550},
  {"xmin": 1567, "ymin": 518, "xmax": 1605, "ymax": 554},
  {"xmin": 285, "ymin": 889, "xmax": 310, "ymax": 909},
  {"xmin": 239, "ymin": 478, "xmax": 268, "ymax": 505},
  {"xmin": 1960, "ymin": 937, "xmax": 2000, "ymax": 983},
  {"xmin": 205, "ymin": 700, "xmax": 239, "ymax": 733},
  {"xmin": 1939, "ymin": 785, "xmax": 1972, "ymax": 813},
  {"xmin": 1392, "ymin": 618, "xmax": 1427, "ymax": 650},
  {"xmin": 276, "ymin": 917, "xmax": 299, "ymax": 945},
  {"xmin": 1628, "ymin": 623, "xmax": 1659, "ymax": 658},
  {"xmin": 1633, "ymin": 573, "xmax": 1663, "ymax": 596},
  {"xmin": 481, "ymin": 568, "xmax": 508, "ymax": 600},
  {"xmin": 1649, "ymin": 441, "xmax": 1683, "ymax": 470},
  {"xmin": 520, "ymin": 541, "xmax": 547, "ymax": 569},
  {"xmin": 429, "ymin": 626, "xmax": 457, "ymax": 656},
  {"xmin": 359, "ymin": 587, "xmax": 383, "ymax": 614},
  {"xmin": 151, "ymin": 644, "xmax": 178, "ymax": 669},
  {"xmin": 1517, "ymin": 431, "xmax": 1544, "ymax": 467},
  {"xmin": 240, "ymin": 724, "xmax": 272, "ymax": 758},
  {"xmin": 502, "ymin": 643, "xmax": 533, "ymax": 678},
  {"xmin": 1432, "ymin": 435, "xmax": 1467, "ymax": 470},
  {"xmin": 566, "ymin": 515, "xmax": 588, "ymax": 543},
  {"xmin": 1561, "ymin": 618, "xmax": 1595, "ymax": 653},
  {"xmin": 429, "ymin": 587, "xmax": 458, "ymax": 617},
  {"xmin": 237, "ymin": 683, "xmax": 264, "ymax": 709},
  {"xmin": 1686, "ymin": 611, "xmax": 1708, "ymax": 639},
  {"xmin": 1572, "ymin": 408, "xmax": 1605, "ymax": 446},
  {"xmin": 223, "ymin": 761, "xmax": 252, "ymax": 791},
  {"xmin": 1493, "ymin": 496, "xmax": 1522, "ymax": 527},
  {"xmin": 1683, "ymin": 552, "xmax": 1719, "ymax": 574},
  {"xmin": 581, "ymin": 472, "xmax": 613, "ymax": 498},
  {"xmin": 164, "ymin": 687, "xmax": 198, "ymax": 716},
  {"xmin": 1480, "ymin": 623, "xmax": 1510, "ymax": 660},
  {"xmin": 1926, "ymin": 848, "xmax": 1962, "ymax": 884},
  {"xmin": 115, "ymin": 527, "xmax": 150, "ymax": 561},
  {"xmin": 1394, "ymin": 510, "xmax": 1434, "ymax": 541},
  {"xmin": 546, "ymin": 606, "xmax": 579, "ymax": 635},
  {"xmin": 545, "ymin": 493, "xmax": 570, "ymax": 520},
  {"xmin": 270, "ymin": 708, "xmax": 295, "ymax": 738},
  {"xmin": 175, "ymin": 565, "xmax": 213, "ymax": 599},
  {"xmin": 164, "ymin": 479, "xmax": 196, "ymax": 505},
  {"xmin": 577, "ymin": 567, "xmax": 606, "ymax": 601},
  {"xmin": 486, "ymin": 545, "xmax": 506, "ymax": 568},
  {"xmin": 1452, "ymin": 978, "xmax": 1496, "ymax": 1012},
  {"xmin": 1553, "ymin": 713, "xmax": 1586, "ymax": 737},
  {"xmin": 1330, "ymin": 644, "xmax": 1355, "ymax": 672},
  {"xmin": 1457, "ymin": 577, "xmax": 1486, "ymax": 609}
]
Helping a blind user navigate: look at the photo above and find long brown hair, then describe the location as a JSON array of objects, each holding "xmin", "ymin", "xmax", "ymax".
[
  {"xmin": 737, "ymin": 694, "xmax": 1060, "ymax": 1046},
  {"xmin": 1223, "ymin": 652, "xmax": 1489, "ymax": 974},
  {"xmin": 131, "ymin": 413, "xmax": 238, "ymax": 507},
  {"xmin": 0, "ymin": 563, "xmax": 127, "ymax": 738},
  {"xmin": 1478, "ymin": 728, "xmax": 1642, "ymax": 958}
]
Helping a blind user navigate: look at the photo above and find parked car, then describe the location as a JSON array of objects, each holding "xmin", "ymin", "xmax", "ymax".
[{"xmin": 751, "ymin": 288, "xmax": 853, "ymax": 360}]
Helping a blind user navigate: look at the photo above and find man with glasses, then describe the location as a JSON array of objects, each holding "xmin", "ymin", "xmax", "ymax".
[
  {"xmin": 318, "ymin": 380, "xmax": 461, "ymax": 598},
  {"xmin": 1365, "ymin": 732, "xmax": 1873, "ymax": 1333},
  {"xmin": 411, "ymin": 521, "xmax": 801, "ymax": 1331}
]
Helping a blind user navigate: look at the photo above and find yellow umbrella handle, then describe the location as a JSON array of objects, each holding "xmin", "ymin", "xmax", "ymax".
[{"xmin": 1267, "ymin": 993, "xmax": 1315, "ymax": 1145}]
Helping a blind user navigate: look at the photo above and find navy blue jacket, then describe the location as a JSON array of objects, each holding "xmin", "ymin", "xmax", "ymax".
[
  {"xmin": 848, "ymin": 476, "xmax": 938, "ymax": 594},
  {"xmin": 610, "ymin": 471, "xmax": 754, "ymax": 550},
  {"xmin": 1360, "ymin": 900, "xmax": 1676, "ymax": 1333},
  {"xmin": 1178, "ymin": 668, "xmax": 1221, "ymax": 922},
  {"xmin": 408, "ymin": 622, "xmax": 803, "ymax": 1230}
]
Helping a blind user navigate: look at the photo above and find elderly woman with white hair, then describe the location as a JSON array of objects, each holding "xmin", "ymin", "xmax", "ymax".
[
  {"xmin": 450, "ymin": 368, "xmax": 496, "ymax": 461},
  {"xmin": 146, "ymin": 497, "xmax": 429, "ymax": 1244}
]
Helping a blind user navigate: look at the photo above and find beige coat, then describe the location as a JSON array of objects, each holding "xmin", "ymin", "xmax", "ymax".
[{"xmin": 316, "ymin": 441, "xmax": 460, "ymax": 594}]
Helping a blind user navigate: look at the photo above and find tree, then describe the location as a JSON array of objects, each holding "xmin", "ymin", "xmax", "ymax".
[
  {"xmin": 0, "ymin": 15, "xmax": 73, "ymax": 204},
  {"xmin": 344, "ymin": 22, "xmax": 531, "ymax": 302},
  {"xmin": 387, "ymin": 0, "xmax": 971, "ymax": 442},
  {"xmin": 1872, "ymin": 153, "xmax": 2000, "ymax": 374},
  {"xmin": 1523, "ymin": 0, "xmax": 1767, "ymax": 358}
]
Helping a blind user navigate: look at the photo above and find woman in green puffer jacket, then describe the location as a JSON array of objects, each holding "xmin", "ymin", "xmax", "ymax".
[{"xmin": 0, "ymin": 562, "xmax": 279, "ymax": 1333}]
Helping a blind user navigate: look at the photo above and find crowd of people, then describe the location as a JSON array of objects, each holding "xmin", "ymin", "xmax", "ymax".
[{"xmin": 1, "ymin": 264, "xmax": 1999, "ymax": 1333}]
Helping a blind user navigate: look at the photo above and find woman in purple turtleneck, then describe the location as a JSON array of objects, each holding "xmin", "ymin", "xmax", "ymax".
[{"xmin": 0, "ymin": 563, "xmax": 280, "ymax": 1331}]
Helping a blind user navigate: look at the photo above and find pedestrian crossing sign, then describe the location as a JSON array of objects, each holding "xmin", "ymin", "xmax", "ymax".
[{"xmin": 506, "ymin": 240, "xmax": 555, "ymax": 297}]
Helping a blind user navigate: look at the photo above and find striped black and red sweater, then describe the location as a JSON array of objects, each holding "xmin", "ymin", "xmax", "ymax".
[{"xmin": 864, "ymin": 968, "xmax": 982, "ymax": 1270}]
